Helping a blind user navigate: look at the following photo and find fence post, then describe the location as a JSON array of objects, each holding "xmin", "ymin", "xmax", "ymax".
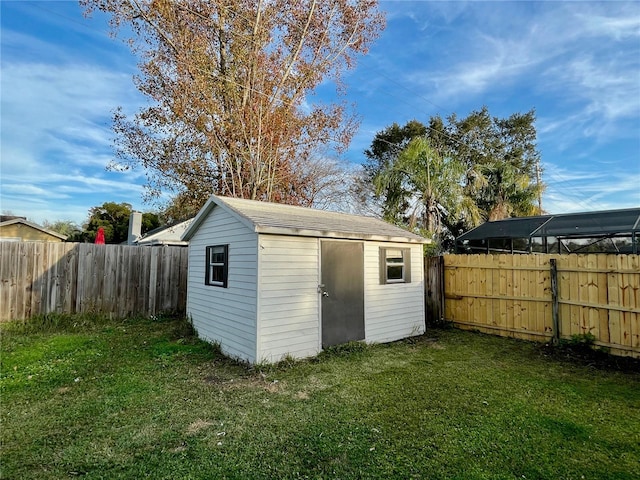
[
  {"xmin": 424, "ymin": 255, "xmax": 445, "ymax": 326},
  {"xmin": 550, "ymin": 258, "xmax": 560, "ymax": 344},
  {"xmin": 438, "ymin": 255, "xmax": 445, "ymax": 322}
]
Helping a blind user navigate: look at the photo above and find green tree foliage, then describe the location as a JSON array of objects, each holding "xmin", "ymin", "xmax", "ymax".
[
  {"xmin": 373, "ymin": 137, "xmax": 472, "ymax": 233},
  {"xmin": 360, "ymin": 120, "xmax": 427, "ymax": 219},
  {"xmin": 363, "ymin": 107, "xmax": 544, "ymax": 249},
  {"xmin": 372, "ymin": 137, "xmax": 478, "ymax": 253},
  {"xmin": 475, "ymin": 161, "xmax": 540, "ymax": 221},
  {"xmin": 68, "ymin": 203, "xmax": 160, "ymax": 244},
  {"xmin": 440, "ymin": 107, "xmax": 542, "ymax": 221},
  {"xmin": 42, "ymin": 220, "xmax": 82, "ymax": 238},
  {"xmin": 364, "ymin": 120, "xmax": 428, "ymax": 177}
]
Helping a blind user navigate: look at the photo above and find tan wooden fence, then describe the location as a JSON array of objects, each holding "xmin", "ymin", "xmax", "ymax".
[
  {"xmin": 443, "ymin": 254, "xmax": 640, "ymax": 358},
  {"xmin": 0, "ymin": 242, "xmax": 188, "ymax": 321}
]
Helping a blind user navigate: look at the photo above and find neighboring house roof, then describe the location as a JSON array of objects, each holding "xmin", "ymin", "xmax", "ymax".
[
  {"xmin": 455, "ymin": 207, "xmax": 640, "ymax": 254},
  {"xmin": 0, "ymin": 218, "xmax": 68, "ymax": 241},
  {"xmin": 457, "ymin": 207, "xmax": 640, "ymax": 241},
  {"xmin": 135, "ymin": 218, "xmax": 194, "ymax": 246},
  {"xmin": 183, "ymin": 195, "xmax": 429, "ymax": 244},
  {"xmin": 0, "ymin": 215, "xmax": 27, "ymax": 222}
]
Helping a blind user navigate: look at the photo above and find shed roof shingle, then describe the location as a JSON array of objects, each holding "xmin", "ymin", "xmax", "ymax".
[{"xmin": 183, "ymin": 195, "xmax": 428, "ymax": 244}]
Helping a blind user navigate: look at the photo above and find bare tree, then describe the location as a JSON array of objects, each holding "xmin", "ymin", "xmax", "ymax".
[{"xmin": 81, "ymin": 0, "xmax": 384, "ymax": 211}]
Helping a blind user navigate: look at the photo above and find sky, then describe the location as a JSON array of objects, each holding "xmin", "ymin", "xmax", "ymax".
[{"xmin": 1, "ymin": 0, "xmax": 639, "ymax": 227}]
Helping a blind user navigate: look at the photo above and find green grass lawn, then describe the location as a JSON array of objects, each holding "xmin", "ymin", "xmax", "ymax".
[{"xmin": 1, "ymin": 314, "xmax": 639, "ymax": 480}]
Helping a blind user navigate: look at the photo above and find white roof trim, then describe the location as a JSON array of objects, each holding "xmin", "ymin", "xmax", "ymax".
[
  {"xmin": 135, "ymin": 238, "xmax": 189, "ymax": 246},
  {"xmin": 135, "ymin": 219, "xmax": 192, "ymax": 246},
  {"xmin": 253, "ymin": 226, "xmax": 426, "ymax": 243}
]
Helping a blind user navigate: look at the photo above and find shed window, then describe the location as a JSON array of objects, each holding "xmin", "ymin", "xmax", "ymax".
[
  {"xmin": 379, "ymin": 247, "xmax": 411, "ymax": 284},
  {"xmin": 205, "ymin": 245, "xmax": 228, "ymax": 287}
]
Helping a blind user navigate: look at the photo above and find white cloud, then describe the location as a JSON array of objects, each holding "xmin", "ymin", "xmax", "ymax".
[
  {"xmin": 0, "ymin": 184, "xmax": 71, "ymax": 200},
  {"xmin": 0, "ymin": 58, "xmax": 145, "ymax": 225},
  {"xmin": 576, "ymin": 10, "xmax": 640, "ymax": 40},
  {"xmin": 387, "ymin": 2, "xmax": 640, "ymax": 113},
  {"xmin": 48, "ymin": 173, "xmax": 145, "ymax": 193},
  {"xmin": 2, "ymin": 62, "xmax": 133, "ymax": 134},
  {"xmin": 542, "ymin": 162, "xmax": 640, "ymax": 213},
  {"xmin": 554, "ymin": 55, "xmax": 639, "ymax": 119}
]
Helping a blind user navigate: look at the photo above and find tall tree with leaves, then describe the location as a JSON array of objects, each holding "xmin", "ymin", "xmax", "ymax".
[
  {"xmin": 373, "ymin": 137, "xmax": 471, "ymax": 236},
  {"xmin": 357, "ymin": 120, "xmax": 427, "ymax": 218},
  {"xmin": 42, "ymin": 220, "xmax": 82, "ymax": 238},
  {"xmin": 437, "ymin": 107, "xmax": 543, "ymax": 220},
  {"xmin": 363, "ymin": 108, "xmax": 543, "ymax": 239},
  {"xmin": 81, "ymin": 0, "xmax": 384, "ymax": 212},
  {"xmin": 475, "ymin": 161, "xmax": 540, "ymax": 221},
  {"xmin": 67, "ymin": 202, "xmax": 160, "ymax": 244}
]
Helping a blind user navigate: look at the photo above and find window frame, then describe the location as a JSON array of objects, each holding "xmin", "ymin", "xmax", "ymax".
[
  {"xmin": 379, "ymin": 247, "xmax": 411, "ymax": 284},
  {"xmin": 205, "ymin": 244, "xmax": 229, "ymax": 288}
]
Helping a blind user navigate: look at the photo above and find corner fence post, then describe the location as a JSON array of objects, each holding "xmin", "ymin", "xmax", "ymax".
[
  {"xmin": 550, "ymin": 258, "xmax": 560, "ymax": 344},
  {"xmin": 439, "ymin": 255, "xmax": 445, "ymax": 322}
]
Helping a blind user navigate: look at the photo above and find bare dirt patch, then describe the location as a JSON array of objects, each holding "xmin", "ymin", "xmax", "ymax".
[
  {"xmin": 295, "ymin": 391, "xmax": 310, "ymax": 400},
  {"xmin": 186, "ymin": 419, "xmax": 214, "ymax": 436}
]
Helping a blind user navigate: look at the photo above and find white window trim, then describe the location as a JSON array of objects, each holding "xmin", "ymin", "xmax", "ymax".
[
  {"xmin": 379, "ymin": 247, "xmax": 411, "ymax": 284},
  {"xmin": 205, "ymin": 244, "xmax": 228, "ymax": 288}
]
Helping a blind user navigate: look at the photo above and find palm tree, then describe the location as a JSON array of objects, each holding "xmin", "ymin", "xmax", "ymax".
[
  {"xmin": 473, "ymin": 160, "xmax": 543, "ymax": 221},
  {"xmin": 373, "ymin": 137, "xmax": 481, "ymax": 237}
]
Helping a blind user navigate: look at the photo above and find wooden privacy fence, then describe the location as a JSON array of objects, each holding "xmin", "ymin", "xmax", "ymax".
[
  {"xmin": 0, "ymin": 242, "xmax": 188, "ymax": 322},
  {"xmin": 424, "ymin": 256, "xmax": 445, "ymax": 322},
  {"xmin": 442, "ymin": 254, "xmax": 639, "ymax": 358}
]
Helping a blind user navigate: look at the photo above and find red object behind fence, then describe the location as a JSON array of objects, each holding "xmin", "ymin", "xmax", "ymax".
[{"xmin": 95, "ymin": 227, "xmax": 105, "ymax": 244}]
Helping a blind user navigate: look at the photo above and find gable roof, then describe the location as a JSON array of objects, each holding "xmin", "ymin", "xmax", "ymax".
[
  {"xmin": 135, "ymin": 218, "xmax": 193, "ymax": 246},
  {"xmin": 182, "ymin": 195, "xmax": 428, "ymax": 244},
  {"xmin": 0, "ymin": 218, "xmax": 68, "ymax": 240}
]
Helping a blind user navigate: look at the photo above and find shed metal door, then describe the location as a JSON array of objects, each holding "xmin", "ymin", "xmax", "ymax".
[{"xmin": 320, "ymin": 241, "xmax": 365, "ymax": 348}]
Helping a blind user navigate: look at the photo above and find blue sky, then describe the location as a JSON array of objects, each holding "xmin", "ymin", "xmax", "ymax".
[{"xmin": 1, "ymin": 1, "xmax": 639, "ymax": 227}]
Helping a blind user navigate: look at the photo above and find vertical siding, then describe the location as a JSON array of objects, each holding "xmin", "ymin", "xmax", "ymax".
[
  {"xmin": 186, "ymin": 208, "xmax": 259, "ymax": 363},
  {"xmin": 364, "ymin": 242, "xmax": 426, "ymax": 343},
  {"xmin": 256, "ymin": 235, "xmax": 320, "ymax": 363}
]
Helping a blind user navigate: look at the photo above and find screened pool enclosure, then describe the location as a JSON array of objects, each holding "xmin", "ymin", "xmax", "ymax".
[{"xmin": 455, "ymin": 208, "xmax": 640, "ymax": 254}]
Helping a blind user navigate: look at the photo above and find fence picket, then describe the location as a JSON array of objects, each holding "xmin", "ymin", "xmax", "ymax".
[
  {"xmin": 630, "ymin": 255, "xmax": 640, "ymax": 350},
  {"xmin": 0, "ymin": 242, "xmax": 188, "ymax": 321},
  {"xmin": 619, "ymin": 256, "xmax": 634, "ymax": 346},
  {"xmin": 443, "ymin": 253, "xmax": 640, "ymax": 358}
]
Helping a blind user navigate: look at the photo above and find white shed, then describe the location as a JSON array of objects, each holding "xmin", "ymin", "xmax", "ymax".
[{"xmin": 182, "ymin": 195, "xmax": 429, "ymax": 364}]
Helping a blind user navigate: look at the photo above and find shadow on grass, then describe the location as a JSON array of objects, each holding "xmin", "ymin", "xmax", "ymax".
[
  {"xmin": 535, "ymin": 340, "xmax": 640, "ymax": 374},
  {"xmin": 424, "ymin": 323, "xmax": 640, "ymax": 374}
]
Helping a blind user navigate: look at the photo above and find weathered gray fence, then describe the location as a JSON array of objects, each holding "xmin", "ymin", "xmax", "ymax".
[
  {"xmin": 0, "ymin": 242, "xmax": 188, "ymax": 321},
  {"xmin": 424, "ymin": 256, "xmax": 444, "ymax": 324}
]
